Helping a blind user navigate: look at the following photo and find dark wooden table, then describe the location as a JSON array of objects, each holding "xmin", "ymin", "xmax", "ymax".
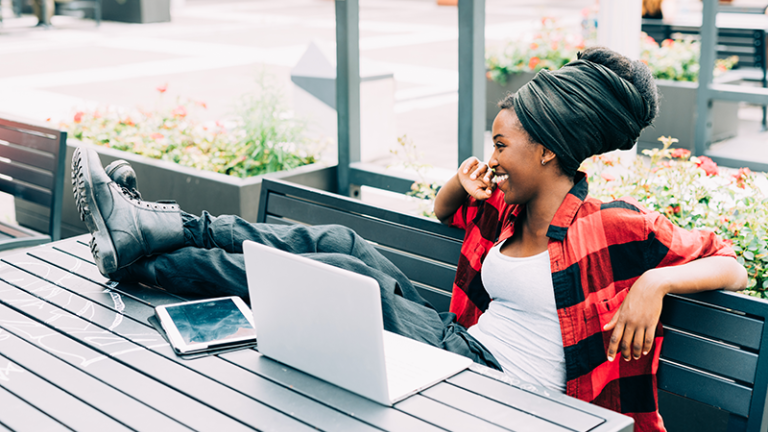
[{"xmin": 0, "ymin": 235, "xmax": 634, "ymax": 432}]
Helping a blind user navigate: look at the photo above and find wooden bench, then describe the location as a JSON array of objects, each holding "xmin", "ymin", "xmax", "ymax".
[
  {"xmin": 0, "ymin": 117, "xmax": 66, "ymax": 251},
  {"xmin": 258, "ymin": 178, "xmax": 768, "ymax": 432}
]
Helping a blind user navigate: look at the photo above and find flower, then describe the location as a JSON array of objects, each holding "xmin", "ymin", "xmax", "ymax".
[
  {"xmin": 73, "ymin": 112, "xmax": 84, "ymax": 124},
  {"xmin": 485, "ymin": 18, "xmax": 588, "ymax": 85},
  {"xmin": 695, "ymin": 156, "xmax": 719, "ymax": 176},
  {"xmin": 670, "ymin": 148, "xmax": 691, "ymax": 159},
  {"xmin": 172, "ymin": 105, "xmax": 187, "ymax": 118},
  {"xmin": 600, "ymin": 172, "xmax": 615, "ymax": 181},
  {"xmin": 150, "ymin": 132, "xmax": 164, "ymax": 140},
  {"xmin": 734, "ymin": 167, "xmax": 752, "ymax": 189},
  {"xmin": 640, "ymin": 32, "xmax": 738, "ymax": 82},
  {"xmin": 156, "ymin": 83, "xmax": 168, "ymax": 93}
]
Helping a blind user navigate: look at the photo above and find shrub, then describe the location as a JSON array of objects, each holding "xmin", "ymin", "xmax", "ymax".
[
  {"xmin": 66, "ymin": 76, "xmax": 319, "ymax": 179},
  {"xmin": 640, "ymin": 32, "xmax": 738, "ymax": 82}
]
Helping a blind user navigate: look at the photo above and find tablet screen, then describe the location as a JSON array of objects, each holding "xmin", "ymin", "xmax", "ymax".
[{"xmin": 159, "ymin": 297, "xmax": 256, "ymax": 352}]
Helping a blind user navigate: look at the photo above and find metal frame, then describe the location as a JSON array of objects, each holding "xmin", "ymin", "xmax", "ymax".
[
  {"xmin": 695, "ymin": 0, "xmax": 768, "ymax": 171},
  {"xmin": 334, "ymin": 0, "xmax": 485, "ymax": 196}
]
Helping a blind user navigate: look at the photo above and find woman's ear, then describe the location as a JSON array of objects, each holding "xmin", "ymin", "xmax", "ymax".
[{"xmin": 540, "ymin": 146, "xmax": 557, "ymax": 166}]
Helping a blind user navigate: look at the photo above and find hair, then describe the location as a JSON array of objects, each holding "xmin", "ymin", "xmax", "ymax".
[
  {"xmin": 498, "ymin": 47, "xmax": 659, "ymax": 125},
  {"xmin": 494, "ymin": 47, "xmax": 659, "ymax": 178}
]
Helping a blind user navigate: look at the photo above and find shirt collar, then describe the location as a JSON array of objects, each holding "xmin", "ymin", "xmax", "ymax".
[{"xmin": 545, "ymin": 171, "xmax": 589, "ymax": 241}]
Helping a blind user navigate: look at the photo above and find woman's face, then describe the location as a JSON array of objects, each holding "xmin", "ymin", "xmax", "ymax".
[{"xmin": 489, "ymin": 109, "xmax": 547, "ymax": 205}]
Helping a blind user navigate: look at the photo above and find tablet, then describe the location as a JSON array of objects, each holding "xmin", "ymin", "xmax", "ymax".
[{"xmin": 155, "ymin": 296, "xmax": 257, "ymax": 355}]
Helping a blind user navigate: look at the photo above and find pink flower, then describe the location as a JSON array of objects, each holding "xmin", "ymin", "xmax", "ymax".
[
  {"xmin": 150, "ymin": 132, "xmax": 164, "ymax": 140},
  {"xmin": 734, "ymin": 167, "xmax": 752, "ymax": 189},
  {"xmin": 73, "ymin": 111, "xmax": 84, "ymax": 124},
  {"xmin": 600, "ymin": 172, "xmax": 615, "ymax": 181},
  {"xmin": 172, "ymin": 105, "xmax": 187, "ymax": 118},
  {"xmin": 196, "ymin": 101, "xmax": 207, "ymax": 109},
  {"xmin": 528, "ymin": 57, "xmax": 540, "ymax": 70},
  {"xmin": 156, "ymin": 83, "xmax": 168, "ymax": 93},
  {"xmin": 530, "ymin": 42, "xmax": 539, "ymax": 50},
  {"xmin": 670, "ymin": 148, "xmax": 691, "ymax": 159},
  {"xmin": 695, "ymin": 156, "xmax": 719, "ymax": 176}
]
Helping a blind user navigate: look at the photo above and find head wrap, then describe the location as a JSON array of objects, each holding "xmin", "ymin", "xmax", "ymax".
[{"xmin": 512, "ymin": 59, "xmax": 654, "ymax": 176}]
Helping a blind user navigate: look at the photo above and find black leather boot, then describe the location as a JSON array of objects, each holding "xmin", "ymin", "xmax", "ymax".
[
  {"xmin": 105, "ymin": 159, "xmax": 141, "ymax": 199},
  {"xmin": 71, "ymin": 147, "xmax": 185, "ymax": 277}
]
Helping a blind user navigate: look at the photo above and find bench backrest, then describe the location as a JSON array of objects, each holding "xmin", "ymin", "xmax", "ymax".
[
  {"xmin": 0, "ymin": 117, "xmax": 67, "ymax": 241},
  {"xmin": 257, "ymin": 178, "xmax": 768, "ymax": 432}
]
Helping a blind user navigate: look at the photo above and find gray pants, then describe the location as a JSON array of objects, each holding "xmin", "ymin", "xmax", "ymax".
[{"xmin": 129, "ymin": 211, "xmax": 501, "ymax": 370}]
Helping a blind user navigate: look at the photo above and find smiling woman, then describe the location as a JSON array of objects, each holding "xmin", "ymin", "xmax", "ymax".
[{"xmin": 433, "ymin": 46, "xmax": 747, "ymax": 431}]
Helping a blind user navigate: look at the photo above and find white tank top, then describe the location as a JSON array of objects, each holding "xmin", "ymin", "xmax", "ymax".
[{"xmin": 467, "ymin": 241, "xmax": 567, "ymax": 392}]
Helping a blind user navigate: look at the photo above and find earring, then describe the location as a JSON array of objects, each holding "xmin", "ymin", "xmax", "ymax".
[{"xmin": 541, "ymin": 160, "xmax": 547, "ymax": 166}]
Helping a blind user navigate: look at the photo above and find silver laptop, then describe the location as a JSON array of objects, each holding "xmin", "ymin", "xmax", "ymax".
[{"xmin": 243, "ymin": 240, "xmax": 472, "ymax": 406}]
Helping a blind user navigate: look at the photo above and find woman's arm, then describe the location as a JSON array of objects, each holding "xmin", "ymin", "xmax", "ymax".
[
  {"xmin": 604, "ymin": 256, "xmax": 747, "ymax": 362},
  {"xmin": 434, "ymin": 157, "xmax": 494, "ymax": 224}
]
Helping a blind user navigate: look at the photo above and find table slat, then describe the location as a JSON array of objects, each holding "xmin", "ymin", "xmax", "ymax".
[
  {"xmin": 1, "ymin": 250, "xmax": 383, "ymax": 432},
  {"xmin": 395, "ymin": 394, "xmax": 512, "ymax": 431},
  {"xmin": 221, "ymin": 348, "xmax": 447, "ymax": 432},
  {"xmin": 0, "ymin": 385, "xmax": 70, "ymax": 432},
  {"xmin": 423, "ymin": 383, "xmax": 571, "ymax": 432},
  {"xmin": 447, "ymin": 371, "xmax": 606, "ymax": 431},
  {"xmin": 0, "ymin": 356, "xmax": 132, "ymax": 432},
  {"xmin": 0, "ymin": 301, "xmax": 252, "ymax": 432},
  {"xmin": 0, "ymin": 328, "xmax": 192, "ymax": 432}
]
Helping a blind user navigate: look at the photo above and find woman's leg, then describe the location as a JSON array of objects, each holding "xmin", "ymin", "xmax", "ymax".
[
  {"xmin": 180, "ymin": 212, "xmax": 429, "ymax": 306},
  {"xmin": 131, "ymin": 245, "xmax": 501, "ymax": 369}
]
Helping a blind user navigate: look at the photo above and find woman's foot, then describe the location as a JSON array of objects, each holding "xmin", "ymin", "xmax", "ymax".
[{"xmin": 71, "ymin": 147, "xmax": 185, "ymax": 277}]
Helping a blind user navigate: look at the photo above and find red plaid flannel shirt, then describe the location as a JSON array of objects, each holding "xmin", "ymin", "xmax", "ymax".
[{"xmin": 448, "ymin": 172, "xmax": 736, "ymax": 431}]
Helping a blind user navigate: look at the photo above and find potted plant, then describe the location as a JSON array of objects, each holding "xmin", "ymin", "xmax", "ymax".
[
  {"xmin": 16, "ymin": 80, "xmax": 334, "ymax": 239},
  {"xmin": 485, "ymin": 17, "xmax": 587, "ymax": 130},
  {"xmin": 637, "ymin": 34, "xmax": 740, "ymax": 152}
]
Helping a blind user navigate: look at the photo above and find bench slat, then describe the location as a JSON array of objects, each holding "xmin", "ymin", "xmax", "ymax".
[
  {"xmin": 661, "ymin": 295, "xmax": 763, "ymax": 350},
  {"xmin": 0, "ymin": 143, "xmax": 56, "ymax": 171},
  {"xmin": 0, "ymin": 124, "xmax": 60, "ymax": 154},
  {"xmin": 661, "ymin": 329, "xmax": 758, "ymax": 384},
  {"xmin": 376, "ymin": 247, "xmax": 457, "ymax": 293},
  {"xmin": 265, "ymin": 193, "xmax": 462, "ymax": 265},
  {"xmin": 0, "ymin": 176, "xmax": 52, "ymax": 207},
  {"xmin": 658, "ymin": 360, "xmax": 753, "ymax": 417},
  {"xmin": 0, "ymin": 159, "xmax": 54, "ymax": 189}
]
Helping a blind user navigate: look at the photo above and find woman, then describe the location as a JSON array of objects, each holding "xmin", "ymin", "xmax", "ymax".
[
  {"xmin": 433, "ymin": 47, "xmax": 746, "ymax": 430},
  {"xmin": 74, "ymin": 46, "xmax": 745, "ymax": 432}
]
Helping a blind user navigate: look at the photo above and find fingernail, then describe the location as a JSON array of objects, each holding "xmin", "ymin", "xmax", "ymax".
[
  {"xmin": 607, "ymin": 356, "xmax": 614, "ymax": 362},
  {"xmin": 643, "ymin": 351, "xmax": 649, "ymax": 356},
  {"xmin": 624, "ymin": 357, "xmax": 631, "ymax": 362}
]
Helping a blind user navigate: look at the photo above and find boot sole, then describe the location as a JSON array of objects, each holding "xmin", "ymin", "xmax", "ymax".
[{"xmin": 71, "ymin": 148, "xmax": 118, "ymax": 276}]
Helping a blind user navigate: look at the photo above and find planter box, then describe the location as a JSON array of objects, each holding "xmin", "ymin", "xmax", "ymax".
[
  {"xmin": 637, "ymin": 80, "xmax": 739, "ymax": 152},
  {"xmin": 485, "ymin": 72, "xmax": 537, "ymax": 131},
  {"xmin": 15, "ymin": 141, "xmax": 336, "ymax": 239},
  {"xmin": 102, "ymin": 0, "xmax": 170, "ymax": 23}
]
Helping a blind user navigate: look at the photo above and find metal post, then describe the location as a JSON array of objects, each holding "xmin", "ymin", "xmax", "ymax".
[
  {"xmin": 694, "ymin": 0, "xmax": 716, "ymax": 157},
  {"xmin": 458, "ymin": 0, "xmax": 485, "ymax": 164},
  {"xmin": 335, "ymin": 0, "xmax": 361, "ymax": 197}
]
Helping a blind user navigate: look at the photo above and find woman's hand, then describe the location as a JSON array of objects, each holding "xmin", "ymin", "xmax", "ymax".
[
  {"xmin": 458, "ymin": 157, "xmax": 494, "ymax": 201},
  {"xmin": 603, "ymin": 270, "xmax": 668, "ymax": 362}
]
